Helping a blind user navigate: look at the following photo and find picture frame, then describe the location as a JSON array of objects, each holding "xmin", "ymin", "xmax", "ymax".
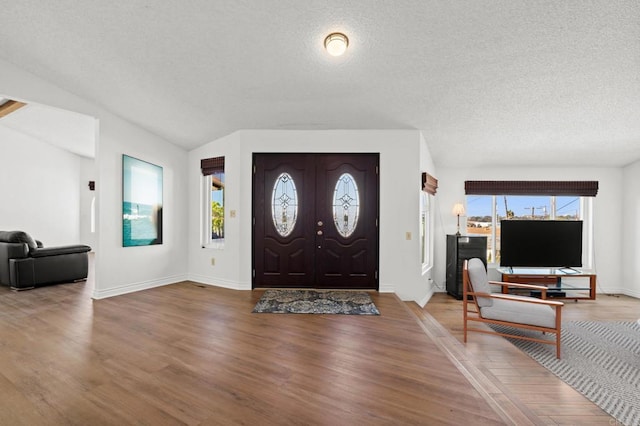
[{"xmin": 122, "ymin": 154, "xmax": 163, "ymax": 247}]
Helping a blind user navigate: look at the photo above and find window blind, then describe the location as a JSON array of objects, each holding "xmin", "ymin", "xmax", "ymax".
[
  {"xmin": 201, "ymin": 157, "xmax": 225, "ymax": 176},
  {"xmin": 464, "ymin": 180, "xmax": 598, "ymax": 197},
  {"xmin": 422, "ymin": 172, "xmax": 438, "ymax": 195}
]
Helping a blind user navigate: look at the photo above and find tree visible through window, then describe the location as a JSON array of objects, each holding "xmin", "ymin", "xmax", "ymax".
[
  {"xmin": 211, "ymin": 172, "xmax": 224, "ymax": 240},
  {"xmin": 201, "ymin": 156, "xmax": 225, "ymax": 247}
]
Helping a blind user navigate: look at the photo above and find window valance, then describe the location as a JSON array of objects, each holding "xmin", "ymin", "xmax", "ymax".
[
  {"xmin": 464, "ymin": 180, "xmax": 598, "ymax": 197},
  {"xmin": 422, "ymin": 172, "xmax": 438, "ymax": 195},
  {"xmin": 201, "ymin": 157, "xmax": 225, "ymax": 176}
]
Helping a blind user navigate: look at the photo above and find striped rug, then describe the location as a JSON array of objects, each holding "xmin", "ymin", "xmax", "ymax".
[{"xmin": 491, "ymin": 321, "xmax": 640, "ymax": 426}]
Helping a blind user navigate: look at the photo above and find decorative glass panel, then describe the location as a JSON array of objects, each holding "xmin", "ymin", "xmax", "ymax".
[
  {"xmin": 333, "ymin": 173, "xmax": 360, "ymax": 238},
  {"xmin": 272, "ymin": 172, "xmax": 298, "ymax": 237}
]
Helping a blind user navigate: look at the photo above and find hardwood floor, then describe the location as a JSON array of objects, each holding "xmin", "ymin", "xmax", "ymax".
[
  {"xmin": 417, "ymin": 292, "xmax": 640, "ymax": 425},
  {"xmin": 0, "ymin": 278, "xmax": 502, "ymax": 425},
  {"xmin": 1, "ymin": 272, "xmax": 637, "ymax": 425}
]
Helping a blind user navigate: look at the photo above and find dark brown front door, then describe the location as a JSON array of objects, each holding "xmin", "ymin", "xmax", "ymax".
[{"xmin": 253, "ymin": 153, "xmax": 379, "ymax": 289}]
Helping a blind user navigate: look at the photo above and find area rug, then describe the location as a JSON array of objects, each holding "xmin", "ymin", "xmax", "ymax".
[
  {"xmin": 490, "ymin": 321, "xmax": 640, "ymax": 426},
  {"xmin": 252, "ymin": 289, "xmax": 380, "ymax": 315}
]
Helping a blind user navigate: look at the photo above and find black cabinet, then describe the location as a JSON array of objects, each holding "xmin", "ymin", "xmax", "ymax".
[{"xmin": 446, "ymin": 235, "xmax": 487, "ymax": 299}]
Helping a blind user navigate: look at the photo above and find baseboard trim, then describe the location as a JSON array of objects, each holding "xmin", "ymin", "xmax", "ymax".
[
  {"xmin": 92, "ymin": 274, "xmax": 188, "ymax": 299},
  {"xmin": 620, "ymin": 288, "xmax": 640, "ymax": 299},
  {"xmin": 93, "ymin": 275, "xmax": 403, "ymax": 298},
  {"xmin": 187, "ymin": 274, "xmax": 251, "ymax": 291},
  {"xmin": 416, "ymin": 286, "xmax": 435, "ymax": 308},
  {"xmin": 596, "ymin": 286, "xmax": 639, "ymax": 298},
  {"xmin": 379, "ymin": 282, "xmax": 395, "ymax": 293}
]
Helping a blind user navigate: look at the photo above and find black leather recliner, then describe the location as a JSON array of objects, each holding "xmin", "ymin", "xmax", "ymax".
[{"xmin": 0, "ymin": 231, "xmax": 91, "ymax": 290}]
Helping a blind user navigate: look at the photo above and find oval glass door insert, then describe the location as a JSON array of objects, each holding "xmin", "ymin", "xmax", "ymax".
[
  {"xmin": 272, "ymin": 172, "xmax": 298, "ymax": 237},
  {"xmin": 333, "ymin": 173, "xmax": 360, "ymax": 238}
]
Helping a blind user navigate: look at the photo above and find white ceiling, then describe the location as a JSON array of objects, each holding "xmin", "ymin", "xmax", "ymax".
[
  {"xmin": 1, "ymin": 1, "xmax": 638, "ymax": 167},
  {"xmin": 0, "ymin": 100, "xmax": 95, "ymax": 158}
]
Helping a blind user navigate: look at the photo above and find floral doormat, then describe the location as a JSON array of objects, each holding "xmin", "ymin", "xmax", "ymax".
[{"xmin": 252, "ymin": 289, "xmax": 380, "ymax": 315}]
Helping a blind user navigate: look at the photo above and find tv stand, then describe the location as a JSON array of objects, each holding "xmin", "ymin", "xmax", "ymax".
[{"xmin": 497, "ymin": 267, "xmax": 596, "ymax": 300}]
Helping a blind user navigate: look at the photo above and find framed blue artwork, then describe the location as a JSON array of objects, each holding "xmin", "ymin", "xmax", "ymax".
[{"xmin": 122, "ymin": 154, "xmax": 163, "ymax": 246}]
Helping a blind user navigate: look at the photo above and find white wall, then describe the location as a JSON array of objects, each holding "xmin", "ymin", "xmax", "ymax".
[
  {"xmin": 188, "ymin": 130, "xmax": 432, "ymax": 302},
  {"xmin": 622, "ymin": 161, "xmax": 640, "ymax": 298},
  {"xmin": 79, "ymin": 157, "xmax": 98, "ymax": 249},
  {"xmin": 188, "ymin": 132, "xmax": 243, "ymax": 289},
  {"xmin": 0, "ymin": 58, "xmax": 189, "ymax": 298},
  {"xmin": 0, "ymin": 125, "xmax": 86, "ymax": 246},
  {"xmin": 417, "ymin": 133, "xmax": 439, "ymax": 306},
  {"xmin": 95, "ymin": 114, "xmax": 189, "ymax": 298},
  {"xmin": 434, "ymin": 167, "xmax": 624, "ymax": 295}
]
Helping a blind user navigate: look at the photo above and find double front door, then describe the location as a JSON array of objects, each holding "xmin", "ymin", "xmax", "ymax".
[{"xmin": 253, "ymin": 153, "xmax": 379, "ymax": 289}]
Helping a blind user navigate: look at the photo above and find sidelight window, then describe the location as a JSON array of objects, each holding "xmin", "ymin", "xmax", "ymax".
[
  {"xmin": 272, "ymin": 172, "xmax": 298, "ymax": 237},
  {"xmin": 201, "ymin": 156, "xmax": 225, "ymax": 248},
  {"xmin": 333, "ymin": 173, "xmax": 360, "ymax": 238},
  {"xmin": 420, "ymin": 192, "xmax": 431, "ymax": 268}
]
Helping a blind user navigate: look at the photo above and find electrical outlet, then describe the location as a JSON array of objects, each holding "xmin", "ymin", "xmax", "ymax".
[
  {"xmin": 210, "ymin": 257, "xmax": 215, "ymax": 266},
  {"xmin": 406, "ymin": 232, "xmax": 412, "ymax": 240}
]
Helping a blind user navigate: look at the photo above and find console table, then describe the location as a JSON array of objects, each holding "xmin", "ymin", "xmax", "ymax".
[{"xmin": 497, "ymin": 267, "xmax": 596, "ymax": 300}]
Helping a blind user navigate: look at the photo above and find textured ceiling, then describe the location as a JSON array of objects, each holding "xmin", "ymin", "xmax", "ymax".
[{"xmin": 1, "ymin": 0, "xmax": 638, "ymax": 167}]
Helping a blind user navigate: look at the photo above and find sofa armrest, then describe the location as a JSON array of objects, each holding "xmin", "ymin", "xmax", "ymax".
[
  {"xmin": 0, "ymin": 242, "xmax": 29, "ymax": 285},
  {"xmin": 9, "ymin": 258, "xmax": 35, "ymax": 289},
  {"xmin": 0, "ymin": 242, "xmax": 29, "ymax": 259},
  {"xmin": 30, "ymin": 245, "xmax": 91, "ymax": 258}
]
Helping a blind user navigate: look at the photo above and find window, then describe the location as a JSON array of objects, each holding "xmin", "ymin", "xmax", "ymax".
[
  {"xmin": 210, "ymin": 172, "xmax": 225, "ymax": 239},
  {"xmin": 272, "ymin": 172, "xmax": 298, "ymax": 237},
  {"xmin": 466, "ymin": 195, "xmax": 584, "ymax": 265},
  {"xmin": 420, "ymin": 192, "xmax": 432, "ymax": 268},
  {"xmin": 421, "ymin": 172, "xmax": 437, "ymax": 270},
  {"xmin": 464, "ymin": 180, "xmax": 596, "ymax": 266},
  {"xmin": 201, "ymin": 157, "xmax": 225, "ymax": 248},
  {"xmin": 333, "ymin": 173, "xmax": 360, "ymax": 238}
]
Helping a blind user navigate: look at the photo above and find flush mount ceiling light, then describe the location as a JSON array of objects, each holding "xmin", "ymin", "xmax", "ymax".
[{"xmin": 324, "ymin": 32, "xmax": 349, "ymax": 56}]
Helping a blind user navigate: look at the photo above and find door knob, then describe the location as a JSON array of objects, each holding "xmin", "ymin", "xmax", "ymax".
[{"xmin": 317, "ymin": 230, "xmax": 323, "ymax": 236}]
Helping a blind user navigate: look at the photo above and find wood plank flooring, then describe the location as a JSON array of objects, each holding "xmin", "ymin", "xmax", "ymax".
[
  {"xmin": 417, "ymin": 292, "xmax": 640, "ymax": 425},
  {"xmin": 1, "ymin": 270, "xmax": 638, "ymax": 425},
  {"xmin": 0, "ymin": 278, "xmax": 503, "ymax": 425}
]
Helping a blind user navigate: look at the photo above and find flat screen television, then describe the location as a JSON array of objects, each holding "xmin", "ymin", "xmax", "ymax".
[{"xmin": 500, "ymin": 220, "xmax": 583, "ymax": 268}]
